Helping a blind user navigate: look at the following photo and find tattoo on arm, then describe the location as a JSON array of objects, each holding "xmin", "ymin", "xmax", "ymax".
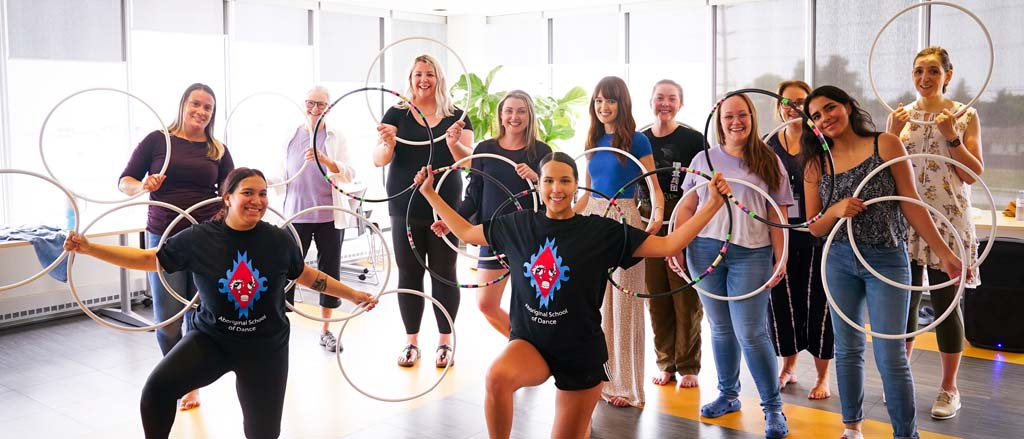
[{"xmin": 311, "ymin": 272, "xmax": 328, "ymax": 292}]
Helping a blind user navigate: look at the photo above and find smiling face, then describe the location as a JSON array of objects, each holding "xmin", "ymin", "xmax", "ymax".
[
  {"xmin": 913, "ymin": 53, "xmax": 952, "ymax": 98},
  {"xmin": 500, "ymin": 96, "xmax": 530, "ymax": 139},
  {"xmin": 539, "ymin": 160, "xmax": 578, "ymax": 219},
  {"xmin": 806, "ymin": 95, "xmax": 851, "ymax": 139},
  {"xmin": 650, "ymin": 83, "xmax": 682, "ymax": 123},
  {"xmin": 409, "ymin": 60, "xmax": 437, "ymax": 101},
  {"xmin": 182, "ymin": 89, "xmax": 215, "ymax": 133},
  {"xmin": 593, "ymin": 91, "xmax": 619, "ymax": 129},
  {"xmin": 225, "ymin": 176, "xmax": 268, "ymax": 229},
  {"xmin": 304, "ymin": 89, "xmax": 329, "ymax": 129},
  {"xmin": 779, "ymin": 86, "xmax": 808, "ymax": 122},
  {"xmin": 717, "ymin": 95, "xmax": 753, "ymax": 147}
]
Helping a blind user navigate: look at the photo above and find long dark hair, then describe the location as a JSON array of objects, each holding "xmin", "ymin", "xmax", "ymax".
[
  {"xmin": 800, "ymin": 85, "xmax": 878, "ymax": 170},
  {"xmin": 585, "ymin": 76, "xmax": 635, "ymax": 163},
  {"xmin": 212, "ymin": 167, "xmax": 266, "ymax": 222}
]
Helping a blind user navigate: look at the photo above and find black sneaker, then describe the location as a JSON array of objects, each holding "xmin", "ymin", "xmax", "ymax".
[{"xmin": 319, "ymin": 331, "xmax": 338, "ymax": 352}]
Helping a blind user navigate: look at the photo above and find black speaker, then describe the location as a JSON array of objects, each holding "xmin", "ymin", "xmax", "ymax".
[{"xmin": 964, "ymin": 237, "xmax": 1024, "ymax": 352}]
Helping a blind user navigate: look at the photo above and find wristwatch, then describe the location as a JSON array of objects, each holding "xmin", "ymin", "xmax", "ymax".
[{"xmin": 946, "ymin": 137, "xmax": 962, "ymax": 148}]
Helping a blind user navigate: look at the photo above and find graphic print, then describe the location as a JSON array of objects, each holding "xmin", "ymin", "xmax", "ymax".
[
  {"xmin": 523, "ymin": 238, "xmax": 570, "ymax": 309},
  {"xmin": 217, "ymin": 251, "xmax": 268, "ymax": 318}
]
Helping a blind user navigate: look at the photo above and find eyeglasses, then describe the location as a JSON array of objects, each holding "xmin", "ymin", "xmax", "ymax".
[{"xmin": 305, "ymin": 100, "xmax": 328, "ymax": 109}]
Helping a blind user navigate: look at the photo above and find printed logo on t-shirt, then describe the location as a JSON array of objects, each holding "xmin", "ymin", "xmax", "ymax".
[
  {"xmin": 523, "ymin": 238, "xmax": 570, "ymax": 309},
  {"xmin": 217, "ymin": 251, "xmax": 268, "ymax": 318}
]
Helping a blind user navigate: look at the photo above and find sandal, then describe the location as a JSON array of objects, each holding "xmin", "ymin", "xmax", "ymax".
[
  {"xmin": 700, "ymin": 395, "xmax": 741, "ymax": 418},
  {"xmin": 435, "ymin": 344, "xmax": 454, "ymax": 368},
  {"xmin": 397, "ymin": 344, "xmax": 420, "ymax": 367}
]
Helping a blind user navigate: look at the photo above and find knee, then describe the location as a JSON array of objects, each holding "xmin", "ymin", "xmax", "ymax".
[
  {"xmin": 477, "ymin": 294, "xmax": 501, "ymax": 315},
  {"xmin": 485, "ymin": 364, "xmax": 518, "ymax": 396}
]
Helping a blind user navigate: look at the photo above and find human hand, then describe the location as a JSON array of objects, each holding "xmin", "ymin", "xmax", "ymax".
[
  {"xmin": 142, "ymin": 174, "xmax": 166, "ymax": 192},
  {"xmin": 303, "ymin": 147, "xmax": 334, "ymax": 167},
  {"xmin": 446, "ymin": 120, "xmax": 465, "ymax": 148},
  {"xmin": 514, "ymin": 163, "xmax": 538, "ymax": 183},
  {"xmin": 63, "ymin": 231, "xmax": 91, "ymax": 254},
  {"xmin": 414, "ymin": 166, "xmax": 436, "ymax": 195},
  {"xmin": 891, "ymin": 102, "xmax": 910, "ymax": 132},
  {"xmin": 430, "ymin": 219, "xmax": 450, "ymax": 237},
  {"xmin": 645, "ymin": 217, "xmax": 664, "ymax": 235},
  {"xmin": 934, "ymin": 109, "xmax": 957, "ymax": 142},
  {"xmin": 708, "ymin": 173, "xmax": 730, "ymax": 208},
  {"xmin": 667, "ymin": 255, "xmax": 687, "ymax": 278},
  {"xmin": 351, "ymin": 290, "xmax": 378, "ymax": 311},
  {"xmin": 828, "ymin": 197, "xmax": 866, "ymax": 219},
  {"xmin": 377, "ymin": 124, "xmax": 397, "ymax": 148},
  {"xmin": 766, "ymin": 265, "xmax": 786, "ymax": 288}
]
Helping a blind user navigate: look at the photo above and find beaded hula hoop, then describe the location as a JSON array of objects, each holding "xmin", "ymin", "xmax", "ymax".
[
  {"xmin": 673, "ymin": 177, "xmax": 789, "ymax": 302},
  {"xmin": 406, "ymin": 166, "xmax": 521, "ymax": 289},
  {"xmin": 432, "ymin": 153, "xmax": 539, "ymax": 261},
  {"xmin": 868, "ymin": 1, "xmax": 993, "ymax": 126},
  {"xmin": 363, "ymin": 36, "xmax": 470, "ymax": 145},
  {"xmin": 223, "ymin": 91, "xmax": 309, "ymax": 188},
  {"xmin": 311, "ymin": 86, "xmax": 433, "ymax": 204},
  {"xmin": 605, "ymin": 165, "xmax": 734, "ymax": 299},
  {"xmin": 702, "ymin": 88, "xmax": 835, "ymax": 229},
  {"xmin": 574, "ymin": 147, "xmax": 659, "ymax": 226}
]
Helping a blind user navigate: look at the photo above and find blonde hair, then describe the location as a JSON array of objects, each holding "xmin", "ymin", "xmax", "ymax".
[
  {"xmin": 396, "ymin": 54, "xmax": 455, "ymax": 119},
  {"xmin": 167, "ymin": 83, "xmax": 225, "ymax": 160},
  {"xmin": 496, "ymin": 90, "xmax": 540, "ymax": 160}
]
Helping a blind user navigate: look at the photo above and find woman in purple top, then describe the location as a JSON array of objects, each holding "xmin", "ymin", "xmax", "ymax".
[
  {"xmin": 276, "ymin": 85, "xmax": 355, "ymax": 352},
  {"xmin": 119, "ymin": 83, "xmax": 234, "ymax": 411}
]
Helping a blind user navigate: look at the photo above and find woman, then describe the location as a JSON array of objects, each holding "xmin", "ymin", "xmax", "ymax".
[
  {"xmin": 276, "ymin": 85, "xmax": 356, "ymax": 352},
  {"xmin": 414, "ymin": 152, "xmax": 729, "ymax": 439},
  {"xmin": 765, "ymin": 80, "xmax": 834, "ymax": 400},
  {"xmin": 373, "ymin": 54, "xmax": 474, "ymax": 368},
  {"xmin": 640, "ymin": 79, "xmax": 707, "ymax": 389},
  {"xmin": 574, "ymin": 76, "xmax": 664, "ymax": 408},
  {"xmin": 887, "ymin": 46, "xmax": 983, "ymax": 421},
  {"xmin": 802, "ymin": 85, "xmax": 963, "ymax": 439},
  {"xmin": 66, "ymin": 168, "xmax": 377, "ymax": 439},
  {"xmin": 118, "ymin": 83, "xmax": 234, "ymax": 410},
  {"xmin": 678, "ymin": 93, "xmax": 792, "ymax": 439},
  {"xmin": 434, "ymin": 90, "xmax": 551, "ymax": 337}
]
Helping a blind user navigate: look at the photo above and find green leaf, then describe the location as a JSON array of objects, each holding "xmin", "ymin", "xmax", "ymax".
[{"xmin": 484, "ymin": 65, "xmax": 503, "ymax": 89}]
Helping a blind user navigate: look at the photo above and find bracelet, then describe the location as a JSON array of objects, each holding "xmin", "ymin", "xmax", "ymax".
[{"xmin": 946, "ymin": 137, "xmax": 962, "ymax": 148}]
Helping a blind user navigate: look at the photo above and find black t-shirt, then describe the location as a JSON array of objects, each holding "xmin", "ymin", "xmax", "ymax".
[
  {"xmin": 640, "ymin": 125, "xmax": 707, "ymax": 221},
  {"xmin": 484, "ymin": 210, "xmax": 649, "ymax": 370},
  {"xmin": 766, "ymin": 134, "xmax": 806, "ymax": 221},
  {"xmin": 457, "ymin": 139, "xmax": 552, "ymax": 223},
  {"xmin": 381, "ymin": 106, "xmax": 474, "ymax": 220},
  {"xmin": 157, "ymin": 220, "xmax": 305, "ymax": 349}
]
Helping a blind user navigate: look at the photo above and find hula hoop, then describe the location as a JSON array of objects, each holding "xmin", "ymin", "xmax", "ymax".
[
  {"xmin": 702, "ymin": 88, "xmax": 834, "ymax": 229},
  {"xmin": 0, "ymin": 169, "xmax": 80, "ymax": 292},
  {"xmin": 335, "ymin": 288, "xmax": 455, "ymax": 402},
  {"xmin": 39, "ymin": 88, "xmax": 171, "ymax": 204},
  {"xmin": 674, "ymin": 178, "xmax": 789, "ymax": 301},
  {"xmin": 363, "ymin": 36, "xmax": 470, "ymax": 145},
  {"xmin": 406, "ymin": 166, "xmax": 520, "ymax": 289},
  {"xmin": 868, "ymin": 1, "xmax": 993, "ymax": 126},
  {"xmin": 760, "ymin": 118, "xmax": 802, "ymax": 144},
  {"xmin": 223, "ymin": 91, "xmax": 309, "ymax": 188},
  {"xmin": 159, "ymin": 197, "xmax": 302, "ymax": 307},
  {"xmin": 574, "ymin": 147, "xmax": 658, "ymax": 225},
  {"xmin": 312, "ymin": 86, "xmax": 433, "ymax": 203},
  {"xmin": 821, "ymin": 195, "xmax": 967, "ymax": 340},
  {"xmin": 848, "ymin": 153, "xmax": 995, "ymax": 291},
  {"xmin": 433, "ymin": 153, "xmax": 538, "ymax": 261},
  {"xmin": 280, "ymin": 205, "xmax": 391, "ymax": 323},
  {"xmin": 66, "ymin": 200, "xmax": 200, "ymax": 332},
  {"xmin": 606, "ymin": 165, "xmax": 732, "ymax": 298}
]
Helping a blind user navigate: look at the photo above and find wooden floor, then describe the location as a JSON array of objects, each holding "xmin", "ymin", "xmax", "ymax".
[{"xmin": 1, "ymin": 258, "xmax": 1021, "ymax": 438}]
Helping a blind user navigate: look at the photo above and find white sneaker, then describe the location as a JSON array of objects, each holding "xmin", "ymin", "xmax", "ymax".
[{"xmin": 930, "ymin": 390, "xmax": 961, "ymax": 420}]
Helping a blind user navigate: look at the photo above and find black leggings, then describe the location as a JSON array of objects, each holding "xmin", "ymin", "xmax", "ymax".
[
  {"xmin": 285, "ymin": 221, "xmax": 344, "ymax": 308},
  {"xmin": 906, "ymin": 264, "xmax": 965, "ymax": 353},
  {"xmin": 390, "ymin": 216, "xmax": 460, "ymax": 334},
  {"xmin": 140, "ymin": 331, "xmax": 289, "ymax": 439}
]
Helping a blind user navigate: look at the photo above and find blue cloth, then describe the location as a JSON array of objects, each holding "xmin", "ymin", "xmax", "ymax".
[
  {"xmin": 0, "ymin": 225, "xmax": 69, "ymax": 282},
  {"xmin": 587, "ymin": 132, "xmax": 652, "ymax": 198}
]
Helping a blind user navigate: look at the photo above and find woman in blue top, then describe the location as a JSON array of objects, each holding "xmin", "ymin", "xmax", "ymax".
[{"xmin": 574, "ymin": 76, "xmax": 664, "ymax": 408}]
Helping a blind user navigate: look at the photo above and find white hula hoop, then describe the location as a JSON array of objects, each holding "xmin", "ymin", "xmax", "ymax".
[
  {"xmin": 760, "ymin": 118, "xmax": 802, "ymax": 143},
  {"xmin": 335, "ymin": 288, "xmax": 455, "ymax": 402},
  {"xmin": 280, "ymin": 205, "xmax": 391, "ymax": 323},
  {"xmin": 673, "ymin": 178, "xmax": 789, "ymax": 301},
  {"xmin": 158, "ymin": 198, "xmax": 302, "ymax": 307},
  {"xmin": 364, "ymin": 36, "xmax": 470, "ymax": 145},
  {"xmin": 574, "ymin": 147, "xmax": 658, "ymax": 225},
  {"xmin": 66, "ymin": 200, "xmax": 200, "ymax": 332},
  {"xmin": 849, "ymin": 153, "xmax": 994, "ymax": 291},
  {"xmin": 821, "ymin": 195, "xmax": 967, "ymax": 340},
  {"xmin": 0, "ymin": 169, "xmax": 80, "ymax": 292},
  {"xmin": 223, "ymin": 92, "xmax": 310, "ymax": 188},
  {"xmin": 433, "ymin": 153, "xmax": 538, "ymax": 260},
  {"xmin": 868, "ymin": 1, "xmax": 994, "ymax": 126},
  {"xmin": 39, "ymin": 88, "xmax": 171, "ymax": 204}
]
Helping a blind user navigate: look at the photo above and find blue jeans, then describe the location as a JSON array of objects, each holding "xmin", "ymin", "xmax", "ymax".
[
  {"xmin": 146, "ymin": 231, "xmax": 196, "ymax": 355},
  {"xmin": 687, "ymin": 237, "xmax": 782, "ymax": 413},
  {"xmin": 825, "ymin": 242, "xmax": 918, "ymax": 439}
]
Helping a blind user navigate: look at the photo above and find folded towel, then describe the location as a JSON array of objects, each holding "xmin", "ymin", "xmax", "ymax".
[{"xmin": 0, "ymin": 225, "xmax": 69, "ymax": 282}]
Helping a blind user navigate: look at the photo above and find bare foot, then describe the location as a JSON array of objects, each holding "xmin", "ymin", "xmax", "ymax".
[
  {"xmin": 605, "ymin": 396, "xmax": 631, "ymax": 408},
  {"xmin": 652, "ymin": 371, "xmax": 675, "ymax": 386},
  {"xmin": 179, "ymin": 389, "xmax": 201, "ymax": 411},
  {"xmin": 778, "ymin": 369, "xmax": 797, "ymax": 390},
  {"xmin": 808, "ymin": 379, "xmax": 831, "ymax": 400},
  {"xmin": 679, "ymin": 374, "xmax": 699, "ymax": 388}
]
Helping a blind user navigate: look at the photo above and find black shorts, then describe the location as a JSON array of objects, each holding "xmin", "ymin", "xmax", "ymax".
[
  {"xmin": 550, "ymin": 363, "xmax": 609, "ymax": 391},
  {"xmin": 476, "ymin": 245, "xmax": 505, "ymax": 270}
]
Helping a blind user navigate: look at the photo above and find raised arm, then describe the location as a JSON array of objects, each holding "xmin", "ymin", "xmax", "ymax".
[
  {"xmin": 633, "ymin": 173, "xmax": 727, "ymax": 258},
  {"xmin": 64, "ymin": 232, "xmax": 159, "ymax": 272},
  {"xmin": 413, "ymin": 166, "xmax": 488, "ymax": 246}
]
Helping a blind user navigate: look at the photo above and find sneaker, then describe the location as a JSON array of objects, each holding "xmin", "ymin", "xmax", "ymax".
[
  {"xmin": 765, "ymin": 412, "xmax": 788, "ymax": 439},
  {"xmin": 930, "ymin": 390, "xmax": 961, "ymax": 420},
  {"xmin": 700, "ymin": 396, "xmax": 741, "ymax": 418},
  {"xmin": 319, "ymin": 331, "xmax": 338, "ymax": 352}
]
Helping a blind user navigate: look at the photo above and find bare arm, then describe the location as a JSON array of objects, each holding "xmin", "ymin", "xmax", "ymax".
[
  {"xmin": 804, "ymin": 159, "xmax": 866, "ymax": 238},
  {"xmin": 413, "ymin": 166, "xmax": 488, "ymax": 246},
  {"xmin": 634, "ymin": 173, "xmax": 728, "ymax": 258},
  {"xmin": 118, "ymin": 174, "xmax": 165, "ymax": 196},
  {"xmin": 639, "ymin": 154, "xmax": 665, "ymax": 234},
  {"xmin": 945, "ymin": 111, "xmax": 984, "ymax": 184},
  {"xmin": 574, "ymin": 171, "xmax": 592, "ymax": 214},
  {"xmin": 295, "ymin": 265, "xmax": 377, "ymax": 308},
  {"xmin": 63, "ymin": 232, "xmax": 159, "ymax": 271},
  {"xmin": 373, "ymin": 123, "xmax": 397, "ymax": 167},
  {"xmin": 766, "ymin": 203, "xmax": 787, "ymax": 286},
  {"xmin": 446, "ymin": 120, "xmax": 474, "ymax": 162}
]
